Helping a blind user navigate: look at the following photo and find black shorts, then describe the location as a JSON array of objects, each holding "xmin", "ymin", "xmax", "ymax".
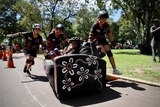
[
  {"xmin": 25, "ymin": 50, "xmax": 37, "ymax": 57},
  {"xmin": 98, "ymin": 36, "xmax": 109, "ymax": 46}
]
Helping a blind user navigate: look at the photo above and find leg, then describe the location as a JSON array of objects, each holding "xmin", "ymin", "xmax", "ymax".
[
  {"xmin": 27, "ymin": 57, "xmax": 35, "ymax": 71},
  {"xmin": 23, "ymin": 58, "xmax": 31, "ymax": 73},
  {"xmin": 151, "ymin": 39, "xmax": 156, "ymax": 62},
  {"xmin": 25, "ymin": 50, "xmax": 37, "ymax": 75},
  {"xmin": 26, "ymin": 56, "xmax": 35, "ymax": 75},
  {"xmin": 157, "ymin": 42, "xmax": 160, "ymax": 62},
  {"xmin": 24, "ymin": 55, "xmax": 34, "ymax": 75},
  {"xmin": 108, "ymin": 56, "xmax": 116, "ymax": 69},
  {"xmin": 99, "ymin": 45, "xmax": 121, "ymax": 75}
]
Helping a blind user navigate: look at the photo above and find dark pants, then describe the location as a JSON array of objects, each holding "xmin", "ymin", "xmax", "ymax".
[
  {"xmin": 151, "ymin": 38, "xmax": 160, "ymax": 61},
  {"xmin": 24, "ymin": 50, "xmax": 37, "ymax": 58}
]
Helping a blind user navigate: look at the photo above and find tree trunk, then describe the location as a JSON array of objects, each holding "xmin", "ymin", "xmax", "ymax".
[{"xmin": 139, "ymin": 0, "xmax": 156, "ymax": 55}]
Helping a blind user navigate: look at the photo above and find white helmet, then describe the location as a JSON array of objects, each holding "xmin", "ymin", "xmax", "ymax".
[
  {"xmin": 56, "ymin": 24, "xmax": 65, "ymax": 30},
  {"xmin": 32, "ymin": 24, "xmax": 41, "ymax": 29}
]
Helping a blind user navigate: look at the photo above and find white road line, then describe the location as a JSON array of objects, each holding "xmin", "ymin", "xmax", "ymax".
[{"xmin": 17, "ymin": 71, "xmax": 44, "ymax": 107}]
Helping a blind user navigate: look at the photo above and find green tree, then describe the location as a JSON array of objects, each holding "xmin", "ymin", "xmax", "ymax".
[
  {"xmin": 110, "ymin": 22, "xmax": 119, "ymax": 41},
  {"xmin": 37, "ymin": 0, "xmax": 80, "ymax": 38},
  {"xmin": 13, "ymin": 0, "xmax": 42, "ymax": 31},
  {"xmin": 38, "ymin": 0, "xmax": 63, "ymax": 33},
  {"xmin": 72, "ymin": 5, "xmax": 98, "ymax": 40},
  {"xmin": 112, "ymin": 0, "xmax": 160, "ymax": 53},
  {"xmin": 118, "ymin": 16, "xmax": 137, "ymax": 44},
  {"xmin": 0, "ymin": 0, "xmax": 18, "ymax": 43}
]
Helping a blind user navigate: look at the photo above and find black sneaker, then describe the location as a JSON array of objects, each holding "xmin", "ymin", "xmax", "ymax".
[
  {"xmin": 26, "ymin": 70, "xmax": 31, "ymax": 75},
  {"xmin": 23, "ymin": 66, "xmax": 27, "ymax": 73}
]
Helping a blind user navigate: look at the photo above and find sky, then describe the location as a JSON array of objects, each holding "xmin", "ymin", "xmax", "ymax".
[
  {"xmin": 105, "ymin": 0, "xmax": 122, "ymax": 22},
  {"xmin": 110, "ymin": 9, "xmax": 122, "ymax": 22}
]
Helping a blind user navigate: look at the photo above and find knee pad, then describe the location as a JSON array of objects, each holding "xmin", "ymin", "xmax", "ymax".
[
  {"xmin": 31, "ymin": 60, "xmax": 35, "ymax": 65},
  {"xmin": 26, "ymin": 59, "xmax": 34, "ymax": 65},
  {"xmin": 106, "ymin": 50, "xmax": 113, "ymax": 57}
]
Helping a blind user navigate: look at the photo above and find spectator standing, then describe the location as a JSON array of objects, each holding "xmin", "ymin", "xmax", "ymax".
[{"xmin": 150, "ymin": 19, "xmax": 160, "ymax": 62}]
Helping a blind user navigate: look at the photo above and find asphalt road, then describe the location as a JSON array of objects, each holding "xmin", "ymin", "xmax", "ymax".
[{"xmin": 0, "ymin": 53, "xmax": 160, "ymax": 107}]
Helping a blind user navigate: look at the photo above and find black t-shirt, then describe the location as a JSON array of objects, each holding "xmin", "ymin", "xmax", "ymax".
[
  {"xmin": 47, "ymin": 31, "xmax": 65, "ymax": 50},
  {"xmin": 90, "ymin": 22, "xmax": 111, "ymax": 40},
  {"xmin": 151, "ymin": 26, "xmax": 160, "ymax": 41},
  {"xmin": 23, "ymin": 32, "xmax": 43, "ymax": 51}
]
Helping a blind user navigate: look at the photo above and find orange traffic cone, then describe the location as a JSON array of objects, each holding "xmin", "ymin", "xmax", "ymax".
[
  {"xmin": 3, "ymin": 51, "xmax": 7, "ymax": 61},
  {"xmin": 106, "ymin": 74, "xmax": 119, "ymax": 82},
  {"xmin": 0, "ymin": 50, "xmax": 2, "ymax": 59},
  {"xmin": 7, "ymin": 51, "xmax": 15, "ymax": 68}
]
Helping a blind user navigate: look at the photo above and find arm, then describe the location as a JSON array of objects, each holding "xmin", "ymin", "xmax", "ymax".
[
  {"xmin": 46, "ymin": 33, "xmax": 54, "ymax": 52},
  {"xmin": 41, "ymin": 39, "xmax": 47, "ymax": 52},
  {"xmin": 89, "ymin": 24, "xmax": 99, "ymax": 42},
  {"xmin": 105, "ymin": 23, "xmax": 115, "ymax": 42},
  {"xmin": 107, "ymin": 32, "xmax": 114, "ymax": 42},
  {"xmin": 7, "ymin": 32, "xmax": 28, "ymax": 38},
  {"xmin": 89, "ymin": 33, "xmax": 98, "ymax": 42},
  {"xmin": 63, "ymin": 44, "xmax": 74, "ymax": 55},
  {"xmin": 150, "ymin": 26, "xmax": 160, "ymax": 33},
  {"xmin": 107, "ymin": 31, "xmax": 118, "ymax": 46}
]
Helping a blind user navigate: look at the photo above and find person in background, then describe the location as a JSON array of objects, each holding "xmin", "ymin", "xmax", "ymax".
[
  {"xmin": 150, "ymin": 19, "xmax": 160, "ymax": 63},
  {"xmin": 7, "ymin": 24, "xmax": 45, "ymax": 75},
  {"xmin": 89, "ymin": 10, "xmax": 121, "ymax": 75}
]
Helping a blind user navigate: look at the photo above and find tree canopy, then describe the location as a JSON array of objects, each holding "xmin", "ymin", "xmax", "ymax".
[{"xmin": 0, "ymin": 0, "xmax": 159, "ymax": 54}]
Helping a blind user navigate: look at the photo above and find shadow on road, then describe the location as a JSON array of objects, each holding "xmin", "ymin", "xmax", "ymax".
[
  {"xmin": 60, "ymin": 80, "xmax": 145, "ymax": 106},
  {"xmin": 22, "ymin": 74, "xmax": 48, "ymax": 83},
  {"xmin": 60, "ymin": 87, "xmax": 121, "ymax": 106},
  {"xmin": 108, "ymin": 80, "xmax": 146, "ymax": 91}
]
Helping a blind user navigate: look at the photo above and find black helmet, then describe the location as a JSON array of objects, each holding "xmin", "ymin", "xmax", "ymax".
[
  {"xmin": 32, "ymin": 24, "xmax": 41, "ymax": 29},
  {"xmin": 69, "ymin": 37, "xmax": 80, "ymax": 43},
  {"xmin": 56, "ymin": 24, "xmax": 65, "ymax": 30},
  {"xmin": 98, "ymin": 10, "xmax": 109, "ymax": 19}
]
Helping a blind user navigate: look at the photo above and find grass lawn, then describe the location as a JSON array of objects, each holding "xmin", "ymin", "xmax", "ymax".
[{"xmin": 103, "ymin": 49, "xmax": 160, "ymax": 83}]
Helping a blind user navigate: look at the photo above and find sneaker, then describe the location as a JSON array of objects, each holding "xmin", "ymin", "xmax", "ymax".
[
  {"xmin": 113, "ymin": 68, "xmax": 121, "ymax": 75},
  {"xmin": 23, "ymin": 66, "xmax": 27, "ymax": 73},
  {"xmin": 26, "ymin": 70, "xmax": 31, "ymax": 75}
]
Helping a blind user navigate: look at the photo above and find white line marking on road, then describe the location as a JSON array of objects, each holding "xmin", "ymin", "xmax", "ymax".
[{"xmin": 17, "ymin": 71, "xmax": 44, "ymax": 107}]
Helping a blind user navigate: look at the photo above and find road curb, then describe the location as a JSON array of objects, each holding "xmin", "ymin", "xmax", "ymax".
[{"xmin": 107, "ymin": 74, "xmax": 160, "ymax": 87}]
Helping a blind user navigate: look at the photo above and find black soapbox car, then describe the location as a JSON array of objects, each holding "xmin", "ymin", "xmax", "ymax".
[{"xmin": 43, "ymin": 42, "xmax": 107, "ymax": 100}]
